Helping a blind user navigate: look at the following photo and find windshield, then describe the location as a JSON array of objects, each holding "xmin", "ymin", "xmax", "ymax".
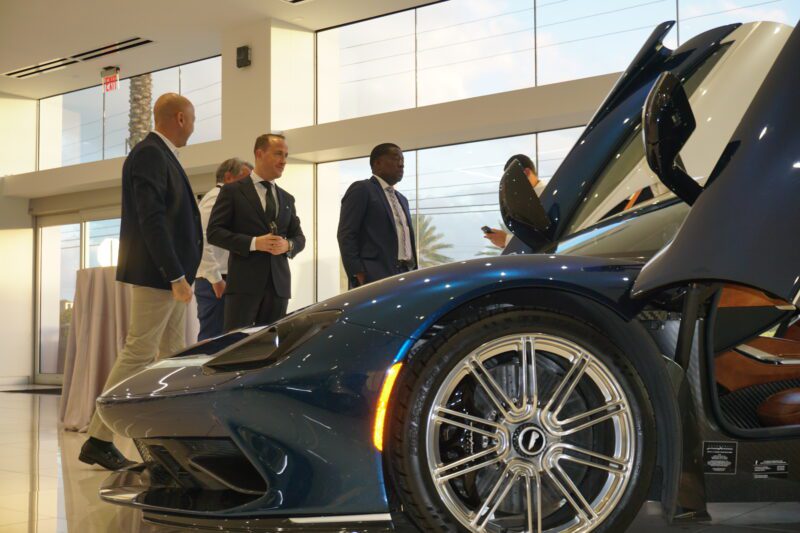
[
  {"xmin": 556, "ymin": 199, "xmax": 688, "ymax": 261},
  {"xmin": 565, "ymin": 42, "xmax": 732, "ymax": 234}
]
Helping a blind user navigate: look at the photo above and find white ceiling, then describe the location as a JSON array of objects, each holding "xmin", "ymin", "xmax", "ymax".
[{"xmin": 0, "ymin": 0, "xmax": 432, "ymax": 100}]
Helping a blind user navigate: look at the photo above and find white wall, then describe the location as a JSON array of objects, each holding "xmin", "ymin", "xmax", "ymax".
[
  {"xmin": 0, "ymin": 92, "xmax": 37, "ymax": 177},
  {"xmin": 0, "ymin": 183, "xmax": 33, "ymax": 383},
  {"xmin": 0, "ymin": 94, "xmax": 36, "ymax": 382},
  {"xmin": 221, "ymin": 19, "xmax": 273, "ymax": 162},
  {"xmin": 271, "ymin": 20, "xmax": 315, "ymax": 131},
  {"xmin": 278, "ymin": 163, "xmax": 315, "ymax": 311}
]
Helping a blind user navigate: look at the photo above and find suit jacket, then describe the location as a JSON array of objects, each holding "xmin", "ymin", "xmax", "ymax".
[
  {"xmin": 337, "ymin": 176, "xmax": 417, "ymax": 286},
  {"xmin": 116, "ymin": 132, "xmax": 202, "ymax": 290},
  {"xmin": 206, "ymin": 176, "xmax": 305, "ymax": 299}
]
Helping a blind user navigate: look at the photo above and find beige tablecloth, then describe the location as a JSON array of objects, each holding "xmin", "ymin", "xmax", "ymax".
[{"xmin": 59, "ymin": 267, "xmax": 198, "ymax": 431}]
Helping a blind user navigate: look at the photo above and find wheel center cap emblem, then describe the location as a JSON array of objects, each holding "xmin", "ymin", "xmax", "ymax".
[{"xmin": 514, "ymin": 425, "xmax": 546, "ymax": 456}]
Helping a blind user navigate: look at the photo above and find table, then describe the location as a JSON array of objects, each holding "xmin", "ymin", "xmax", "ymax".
[{"xmin": 59, "ymin": 267, "xmax": 198, "ymax": 431}]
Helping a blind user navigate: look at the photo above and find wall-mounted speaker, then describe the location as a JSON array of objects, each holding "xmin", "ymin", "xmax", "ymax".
[{"xmin": 236, "ymin": 46, "xmax": 251, "ymax": 68}]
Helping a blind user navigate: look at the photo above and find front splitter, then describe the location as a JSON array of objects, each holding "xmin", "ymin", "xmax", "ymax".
[{"xmin": 100, "ymin": 465, "xmax": 397, "ymax": 532}]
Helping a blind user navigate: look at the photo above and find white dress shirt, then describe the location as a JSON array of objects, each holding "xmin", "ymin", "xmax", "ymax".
[
  {"xmin": 152, "ymin": 130, "xmax": 179, "ymax": 159},
  {"xmin": 248, "ymin": 172, "xmax": 282, "ymax": 251},
  {"xmin": 249, "ymin": 171, "xmax": 279, "ymax": 211},
  {"xmin": 374, "ymin": 175, "xmax": 413, "ymax": 262},
  {"xmin": 196, "ymin": 185, "xmax": 227, "ymax": 283}
]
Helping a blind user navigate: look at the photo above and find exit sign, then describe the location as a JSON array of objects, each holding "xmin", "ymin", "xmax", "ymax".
[{"xmin": 101, "ymin": 67, "xmax": 119, "ymax": 92}]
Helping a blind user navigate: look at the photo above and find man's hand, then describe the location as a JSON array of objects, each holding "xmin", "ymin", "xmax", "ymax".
[
  {"xmin": 171, "ymin": 278, "xmax": 193, "ymax": 303},
  {"xmin": 483, "ymin": 228, "xmax": 508, "ymax": 249},
  {"xmin": 212, "ymin": 279, "xmax": 226, "ymax": 299},
  {"xmin": 255, "ymin": 234, "xmax": 290, "ymax": 255},
  {"xmin": 354, "ymin": 272, "xmax": 366, "ymax": 286}
]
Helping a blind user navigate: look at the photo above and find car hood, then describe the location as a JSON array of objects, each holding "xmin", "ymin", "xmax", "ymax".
[{"xmin": 305, "ymin": 254, "xmax": 644, "ymax": 340}]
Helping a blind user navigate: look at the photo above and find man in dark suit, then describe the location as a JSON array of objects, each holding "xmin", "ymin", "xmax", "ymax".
[
  {"xmin": 338, "ymin": 143, "xmax": 417, "ymax": 288},
  {"xmin": 80, "ymin": 93, "xmax": 201, "ymax": 470},
  {"xmin": 195, "ymin": 158, "xmax": 251, "ymax": 340},
  {"xmin": 207, "ymin": 133, "xmax": 305, "ymax": 331}
]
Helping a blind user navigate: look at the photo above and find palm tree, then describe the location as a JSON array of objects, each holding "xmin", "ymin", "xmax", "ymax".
[
  {"xmin": 127, "ymin": 73, "xmax": 152, "ymax": 152},
  {"xmin": 413, "ymin": 213, "xmax": 453, "ymax": 267}
]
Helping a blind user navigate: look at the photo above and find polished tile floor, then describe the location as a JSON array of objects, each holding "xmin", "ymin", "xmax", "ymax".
[{"xmin": 1, "ymin": 388, "xmax": 799, "ymax": 533}]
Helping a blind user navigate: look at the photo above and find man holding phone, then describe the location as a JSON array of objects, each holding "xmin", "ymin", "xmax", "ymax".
[{"xmin": 484, "ymin": 154, "xmax": 544, "ymax": 249}]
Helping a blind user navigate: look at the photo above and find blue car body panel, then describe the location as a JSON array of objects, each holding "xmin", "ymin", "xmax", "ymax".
[
  {"xmin": 98, "ymin": 254, "xmax": 643, "ymax": 516},
  {"xmin": 306, "ymin": 254, "xmax": 644, "ymax": 342}
]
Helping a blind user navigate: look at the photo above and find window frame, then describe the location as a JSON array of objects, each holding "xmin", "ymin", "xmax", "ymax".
[
  {"xmin": 34, "ymin": 208, "xmax": 121, "ymax": 384},
  {"xmin": 36, "ymin": 55, "xmax": 221, "ymax": 172}
]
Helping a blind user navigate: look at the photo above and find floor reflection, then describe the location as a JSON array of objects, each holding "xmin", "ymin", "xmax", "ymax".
[
  {"xmin": 1, "ymin": 389, "xmax": 799, "ymax": 533},
  {"xmin": 0, "ymin": 391, "xmax": 156, "ymax": 533}
]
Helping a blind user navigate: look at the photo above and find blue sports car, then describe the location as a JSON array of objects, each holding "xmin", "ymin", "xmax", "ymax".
[{"xmin": 97, "ymin": 19, "xmax": 800, "ymax": 533}]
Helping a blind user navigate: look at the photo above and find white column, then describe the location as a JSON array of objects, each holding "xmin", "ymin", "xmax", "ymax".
[
  {"xmin": 0, "ymin": 93, "xmax": 35, "ymax": 382},
  {"xmin": 221, "ymin": 19, "xmax": 273, "ymax": 160},
  {"xmin": 0, "ymin": 183, "xmax": 33, "ymax": 383}
]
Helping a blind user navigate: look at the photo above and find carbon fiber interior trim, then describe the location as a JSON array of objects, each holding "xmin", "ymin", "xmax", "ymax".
[{"xmin": 719, "ymin": 378, "xmax": 800, "ymax": 429}]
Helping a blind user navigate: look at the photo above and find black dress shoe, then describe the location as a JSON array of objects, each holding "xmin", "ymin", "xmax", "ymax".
[{"xmin": 79, "ymin": 438, "xmax": 136, "ymax": 471}]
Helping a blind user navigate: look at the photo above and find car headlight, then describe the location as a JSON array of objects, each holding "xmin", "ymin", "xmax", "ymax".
[{"xmin": 203, "ymin": 310, "xmax": 342, "ymax": 372}]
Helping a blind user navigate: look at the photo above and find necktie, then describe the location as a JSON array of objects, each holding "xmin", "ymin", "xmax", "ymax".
[
  {"xmin": 259, "ymin": 181, "xmax": 277, "ymax": 222},
  {"xmin": 386, "ymin": 186, "xmax": 411, "ymax": 261}
]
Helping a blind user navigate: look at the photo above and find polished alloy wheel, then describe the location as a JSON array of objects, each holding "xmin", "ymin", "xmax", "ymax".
[{"xmin": 426, "ymin": 334, "xmax": 635, "ymax": 533}]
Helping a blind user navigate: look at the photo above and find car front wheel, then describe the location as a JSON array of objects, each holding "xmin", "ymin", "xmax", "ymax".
[{"xmin": 387, "ymin": 310, "xmax": 656, "ymax": 533}]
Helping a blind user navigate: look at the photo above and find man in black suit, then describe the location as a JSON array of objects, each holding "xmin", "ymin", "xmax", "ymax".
[
  {"xmin": 207, "ymin": 133, "xmax": 305, "ymax": 331},
  {"xmin": 338, "ymin": 143, "xmax": 417, "ymax": 288},
  {"xmin": 80, "ymin": 93, "xmax": 201, "ymax": 470}
]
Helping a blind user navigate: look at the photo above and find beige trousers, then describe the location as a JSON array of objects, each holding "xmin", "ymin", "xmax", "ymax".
[{"xmin": 87, "ymin": 285, "xmax": 186, "ymax": 442}]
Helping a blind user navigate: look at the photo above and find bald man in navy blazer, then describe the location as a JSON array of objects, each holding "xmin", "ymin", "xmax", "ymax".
[{"xmin": 80, "ymin": 93, "xmax": 202, "ymax": 470}]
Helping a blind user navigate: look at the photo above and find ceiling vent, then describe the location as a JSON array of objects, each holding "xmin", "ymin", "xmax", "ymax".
[{"xmin": 3, "ymin": 37, "xmax": 153, "ymax": 79}]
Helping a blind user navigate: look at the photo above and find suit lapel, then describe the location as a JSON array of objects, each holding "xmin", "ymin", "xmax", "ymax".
[
  {"xmin": 241, "ymin": 177, "xmax": 269, "ymax": 229},
  {"xmin": 275, "ymin": 185, "xmax": 289, "ymax": 229},
  {"xmin": 147, "ymin": 133, "xmax": 199, "ymax": 219}
]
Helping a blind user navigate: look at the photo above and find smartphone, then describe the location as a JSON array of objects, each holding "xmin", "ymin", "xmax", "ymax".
[{"xmin": 481, "ymin": 226, "xmax": 494, "ymax": 234}]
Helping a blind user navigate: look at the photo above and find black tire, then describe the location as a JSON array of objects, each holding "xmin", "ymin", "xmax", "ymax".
[{"xmin": 386, "ymin": 309, "xmax": 656, "ymax": 533}]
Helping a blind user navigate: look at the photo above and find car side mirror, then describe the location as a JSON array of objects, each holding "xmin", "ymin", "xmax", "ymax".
[
  {"xmin": 642, "ymin": 71, "xmax": 702, "ymax": 205},
  {"xmin": 499, "ymin": 159, "xmax": 552, "ymax": 251}
]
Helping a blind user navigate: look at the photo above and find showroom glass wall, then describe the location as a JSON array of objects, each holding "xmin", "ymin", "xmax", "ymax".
[
  {"xmin": 37, "ymin": 216, "xmax": 120, "ymax": 379},
  {"xmin": 38, "ymin": 56, "xmax": 221, "ymax": 171},
  {"xmin": 317, "ymin": 0, "xmax": 800, "ymax": 122},
  {"xmin": 317, "ymin": 126, "xmax": 584, "ymax": 300}
]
